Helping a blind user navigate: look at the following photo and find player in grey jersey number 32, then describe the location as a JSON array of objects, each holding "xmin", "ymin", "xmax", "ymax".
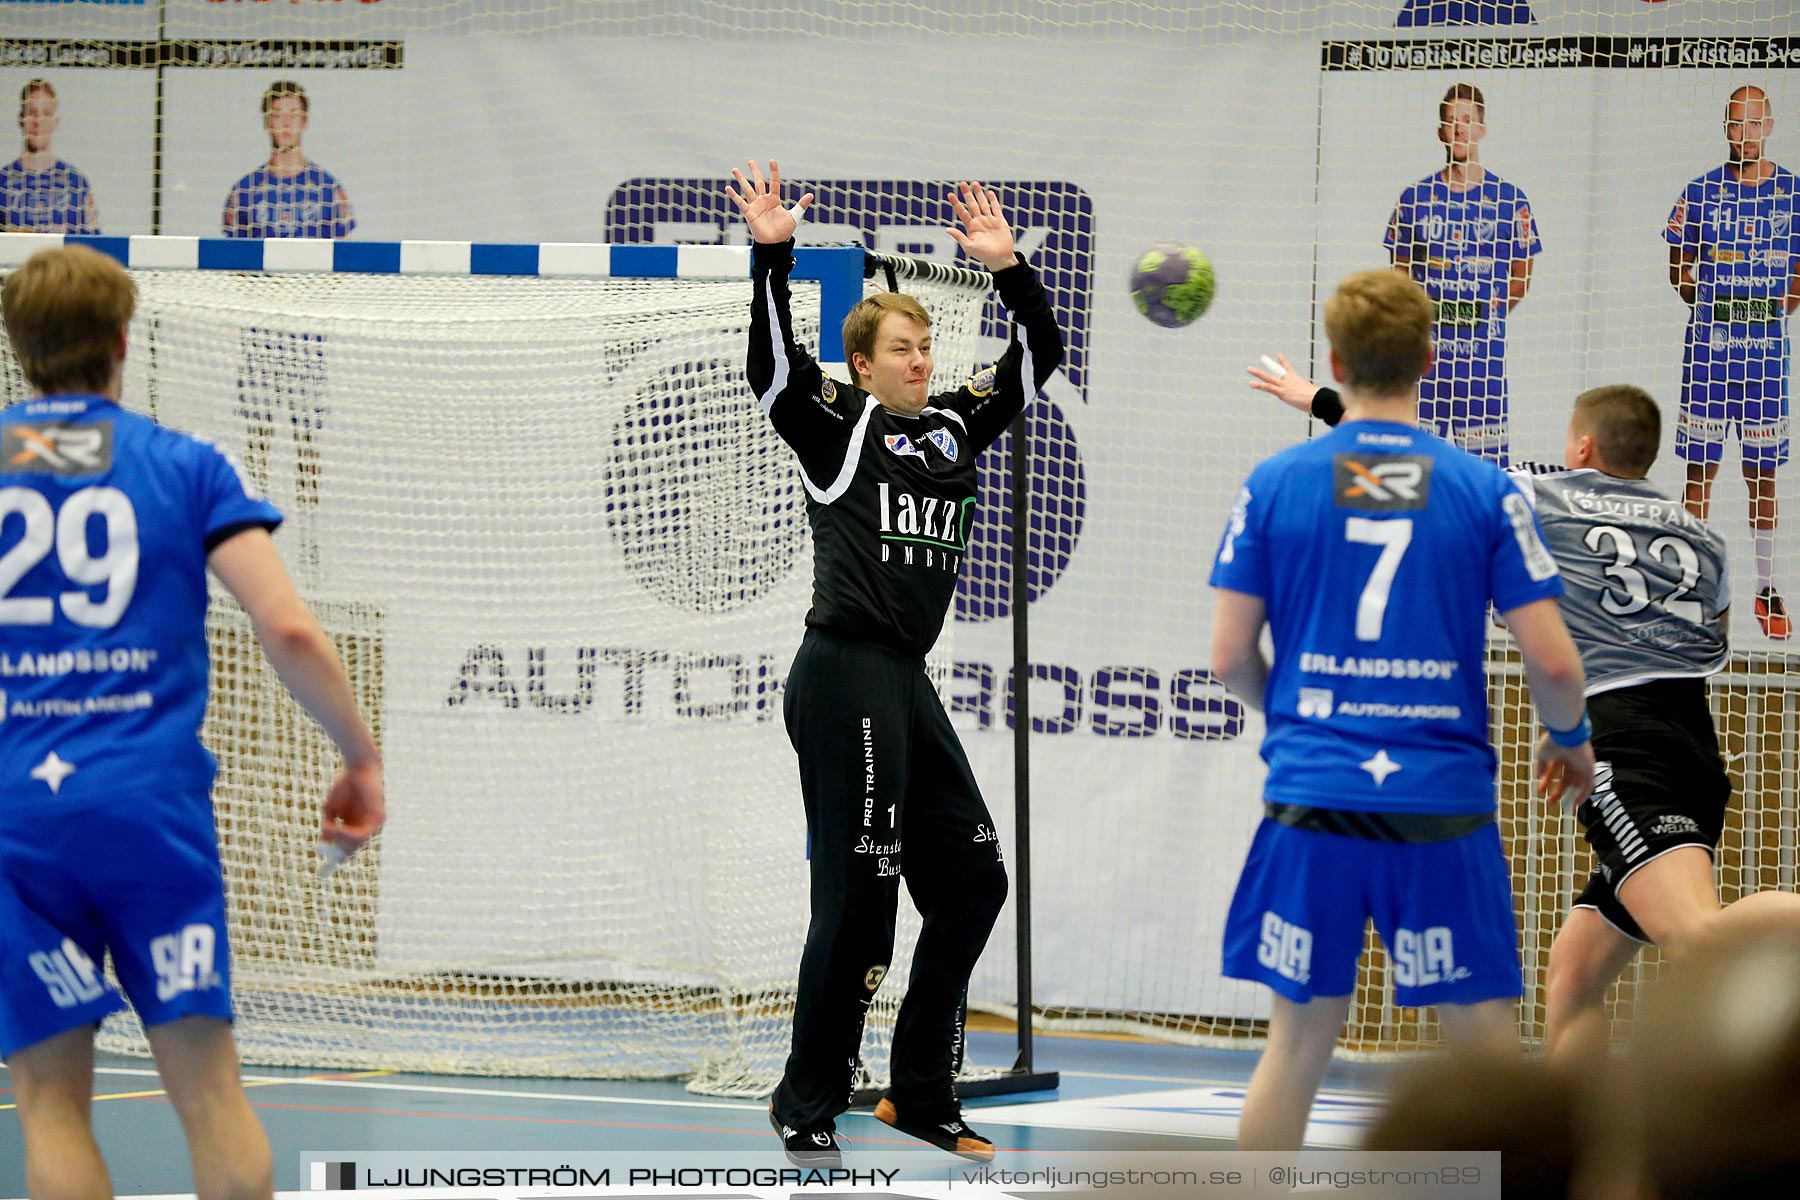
[{"xmin": 1511, "ymin": 386, "xmax": 1800, "ymax": 1062}]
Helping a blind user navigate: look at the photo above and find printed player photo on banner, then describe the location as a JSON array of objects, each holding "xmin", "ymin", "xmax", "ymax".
[
  {"xmin": 159, "ymin": 68, "xmax": 399, "ymax": 240},
  {"xmin": 1317, "ymin": 72, "xmax": 1584, "ymax": 470},
  {"xmin": 0, "ymin": 70, "xmax": 152, "ymax": 236}
]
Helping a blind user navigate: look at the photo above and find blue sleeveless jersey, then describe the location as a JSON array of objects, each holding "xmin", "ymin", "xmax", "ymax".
[
  {"xmin": 1, "ymin": 395, "xmax": 281, "ymax": 803},
  {"xmin": 222, "ymin": 162, "xmax": 355, "ymax": 238},
  {"xmin": 1385, "ymin": 172, "xmax": 1541, "ymax": 439},
  {"xmin": 1665, "ymin": 164, "xmax": 1799, "ymax": 381},
  {"xmin": 1210, "ymin": 420, "xmax": 1562, "ymax": 814},
  {"xmin": 0, "ymin": 159, "xmax": 98, "ymax": 234}
]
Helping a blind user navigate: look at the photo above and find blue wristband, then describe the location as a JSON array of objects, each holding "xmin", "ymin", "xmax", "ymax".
[{"xmin": 1545, "ymin": 711, "xmax": 1592, "ymax": 748}]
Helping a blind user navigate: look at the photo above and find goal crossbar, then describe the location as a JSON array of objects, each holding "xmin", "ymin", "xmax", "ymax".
[{"xmin": 0, "ymin": 234, "xmax": 868, "ymax": 368}]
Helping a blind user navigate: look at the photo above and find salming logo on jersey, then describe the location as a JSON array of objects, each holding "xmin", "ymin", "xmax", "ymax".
[
  {"xmin": 1, "ymin": 421, "xmax": 112, "ymax": 475},
  {"xmin": 1334, "ymin": 454, "xmax": 1432, "ymax": 510}
]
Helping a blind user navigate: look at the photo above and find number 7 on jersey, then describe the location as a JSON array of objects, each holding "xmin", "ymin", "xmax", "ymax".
[{"xmin": 1345, "ymin": 517, "xmax": 1413, "ymax": 642}]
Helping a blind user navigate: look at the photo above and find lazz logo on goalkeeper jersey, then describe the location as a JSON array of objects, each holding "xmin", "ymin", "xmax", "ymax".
[
  {"xmin": 877, "ymin": 482, "xmax": 968, "ymax": 568},
  {"xmin": 1257, "ymin": 912, "xmax": 1312, "ymax": 985}
]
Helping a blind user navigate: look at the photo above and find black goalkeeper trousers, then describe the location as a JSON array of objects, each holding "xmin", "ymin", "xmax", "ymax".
[{"xmin": 770, "ymin": 629, "xmax": 1009, "ymax": 1131}]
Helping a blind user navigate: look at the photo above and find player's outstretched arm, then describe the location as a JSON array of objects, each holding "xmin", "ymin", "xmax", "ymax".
[
  {"xmin": 1247, "ymin": 354, "xmax": 1321, "ymax": 416},
  {"xmin": 727, "ymin": 159, "xmax": 813, "ymax": 245},
  {"xmin": 946, "ymin": 181, "xmax": 1018, "ymax": 273},
  {"xmin": 208, "ymin": 529, "xmax": 384, "ymax": 857},
  {"xmin": 941, "ymin": 183, "xmax": 1065, "ymax": 452},
  {"xmin": 1248, "ymin": 354, "xmax": 1344, "ymax": 426},
  {"xmin": 1503, "ymin": 597, "xmax": 1594, "ymax": 810}
]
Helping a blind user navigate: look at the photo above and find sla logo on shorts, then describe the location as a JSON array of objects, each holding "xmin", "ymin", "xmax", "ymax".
[
  {"xmin": 152, "ymin": 924, "xmax": 221, "ymax": 1003},
  {"xmin": 1257, "ymin": 912, "xmax": 1313, "ymax": 985},
  {"xmin": 30, "ymin": 937, "xmax": 106, "ymax": 1009},
  {"xmin": 1334, "ymin": 454, "xmax": 1432, "ymax": 511},
  {"xmin": 1391, "ymin": 926, "xmax": 1471, "ymax": 988}
]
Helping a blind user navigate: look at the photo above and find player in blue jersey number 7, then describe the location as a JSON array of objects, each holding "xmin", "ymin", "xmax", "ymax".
[
  {"xmin": 1211, "ymin": 269, "xmax": 1593, "ymax": 1150},
  {"xmin": 0, "ymin": 246, "xmax": 384, "ymax": 1200}
]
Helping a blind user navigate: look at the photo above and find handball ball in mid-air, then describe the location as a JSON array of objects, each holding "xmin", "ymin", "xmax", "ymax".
[{"xmin": 1130, "ymin": 242, "xmax": 1215, "ymax": 328}]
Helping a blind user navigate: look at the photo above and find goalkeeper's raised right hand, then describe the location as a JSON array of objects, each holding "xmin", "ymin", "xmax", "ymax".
[{"xmin": 727, "ymin": 158, "xmax": 813, "ymax": 244}]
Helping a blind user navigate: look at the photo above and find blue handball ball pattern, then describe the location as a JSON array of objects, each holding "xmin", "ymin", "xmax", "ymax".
[{"xmin": 1129, "ymin": 242, "xmax": 1216, "ymax": 328}]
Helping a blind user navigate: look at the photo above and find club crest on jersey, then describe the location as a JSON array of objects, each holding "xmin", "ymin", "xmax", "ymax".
[
  {"xmin": 884, "ymin": 433, "xmax": 927, "ymax": 462},
  {"xmin": 926, "ymin": 427, "xmax": 959, "ymax": 461},
  {"xmin": 965, "ymin": 365, "xmax": 998, "ymax": 397},
  {"xmin": 1, "ymin": 422, "xmax": 113, "ymax": 476},
  {"xmin": 820, "ymin": 378, "xmax": 838, "ymax": 404},
  {"xmin": 1334, "ymin": 454, "xmax": 1433, "ymax": 511}
]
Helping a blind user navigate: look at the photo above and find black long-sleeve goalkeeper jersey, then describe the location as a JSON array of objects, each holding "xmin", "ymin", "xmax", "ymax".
[{"xmin": 747, "ymin": 238, "xmax": 1065, "ymax": 658}]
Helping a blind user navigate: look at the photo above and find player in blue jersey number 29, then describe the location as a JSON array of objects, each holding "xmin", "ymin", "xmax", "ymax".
[
  {"xmin": 0, "ymin": 246, "xmax": 384, "ymax": 1200},
  {"xmin": 1211, "ymin": 269, "xmax": 1593, "ymax": 1150}
]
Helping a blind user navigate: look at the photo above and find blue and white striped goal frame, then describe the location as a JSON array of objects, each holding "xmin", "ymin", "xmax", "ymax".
[{"xmin": 0, "ymin": 234, "xmax": 867, "ymax": 365}]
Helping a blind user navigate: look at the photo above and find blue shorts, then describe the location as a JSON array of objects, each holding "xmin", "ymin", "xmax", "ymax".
[
  {"xmin": 1678, "ymin": 334, "xmax": 1791, "ymax": 468},
  {"xmin": 0, "ymin": 790, "xmax": 233, "ymax": 1059},
  {"xmin": 1222, "ymin": 818, "xmax": 1523, "ymax": 1008}
]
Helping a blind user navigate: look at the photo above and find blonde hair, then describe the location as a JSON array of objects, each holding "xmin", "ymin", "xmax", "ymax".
[
  {"xmin": 1322, "ymin": 269, "xmax": 1433, "ymax": 397},
  {"xmin": 842, "ymin": 292, "xmax": 930, "ymax": 382},
  {"xmin": 2, "ymin": 245, "xmax": 136, "ymax": 395},
  {"xmin": 1573, "ymin": 384, "xmax": 1661, "ymax": 479}
]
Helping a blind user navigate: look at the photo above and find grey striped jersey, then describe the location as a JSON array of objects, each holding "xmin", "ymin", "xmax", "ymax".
[{"xmin": 1508, "ymin": 466, "xmax": 1730, "ymax": 695}]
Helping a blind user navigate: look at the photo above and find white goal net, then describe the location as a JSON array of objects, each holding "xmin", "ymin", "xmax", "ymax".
[{"xmin": 0, "ymin": 255, "xmax": 991, "ymax": 1092}]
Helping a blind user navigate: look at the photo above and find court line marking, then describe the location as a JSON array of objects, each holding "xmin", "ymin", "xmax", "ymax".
[
  {"xmin": 0, "ymin": 1069, "xmax": 393, "ymax": 1113},
  {"xmin": 4, "ymin": 1064, "xmax": 1389, "ymax": 1114},
  {"xmin": 83, "ymin": 1067, "xmax": 772, "ymax": 1111},
  {"xmin": 1060, "ymin": 1068, "xmax": 1388, "ymax": 1095}
]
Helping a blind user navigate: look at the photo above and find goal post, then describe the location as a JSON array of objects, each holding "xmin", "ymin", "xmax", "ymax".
[{"xmin": 0, "ymin": 230, "xmax": 1051, "ymax": 1099}]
